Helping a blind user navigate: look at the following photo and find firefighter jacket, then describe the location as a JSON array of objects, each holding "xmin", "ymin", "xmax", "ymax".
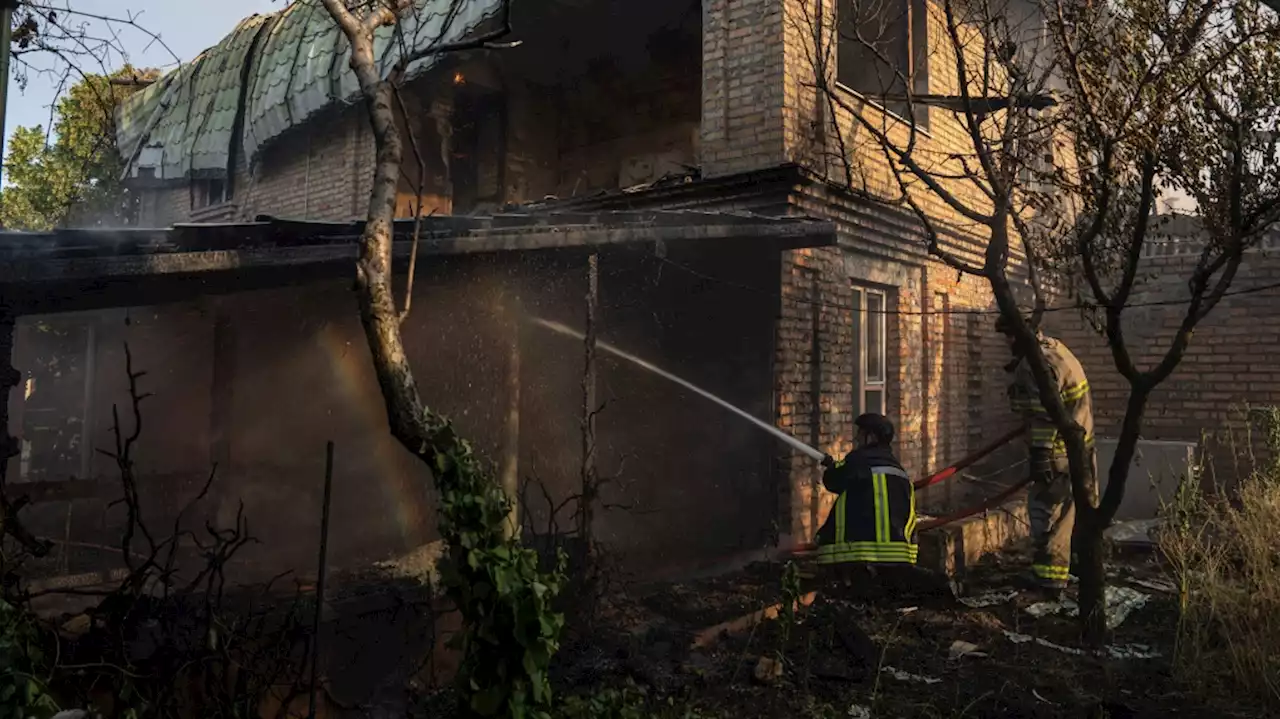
[
  {"xmin": 1008, "ymin": 335, "xmax": 1094, "ymax": 460},
  {"xmin": 814, "ymin": 445, "xmax": 917, "ymax": 566}
]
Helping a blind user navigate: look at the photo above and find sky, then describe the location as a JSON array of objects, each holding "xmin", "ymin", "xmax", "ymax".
[{"xmin": 4, "ymin": 0, "xmax": 279, "ymax": 177}]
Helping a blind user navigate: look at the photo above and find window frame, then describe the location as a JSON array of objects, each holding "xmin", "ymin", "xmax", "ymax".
[
  {"xmin": 852, "ymin": 285, "xmax": 889, "ymax": 417},
  {"xmin": 191, "ymin": 177, "xmax": 232, "ymax": 212},
  {"xmin": 834, "ymin": 0, "xmax": 932, "ymax": 131}
]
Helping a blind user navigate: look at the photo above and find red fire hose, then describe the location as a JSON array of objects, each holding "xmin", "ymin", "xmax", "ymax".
[
  {"xmin": 912, "ymin": 424, "xmax": 1027, "ymax": 491},
  {"xmin": 791, "ymin": 424, "xmax": 1029, "ymax": 554}
]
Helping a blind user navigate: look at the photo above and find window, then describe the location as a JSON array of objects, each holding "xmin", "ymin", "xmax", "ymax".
[
  {"xmin": 16, "ymin": 319, "xmax": 96, "ymax": 483},
  {"xmin": 837, "ymin": 0, "xmax": 929, "ymax": 126},
  {"xmin": 192, "ymin": 178, "xmax": 230, "ymax": 210},
  {"xmin": 851, "ymin": 286, "xmax": 888, "ymax": 417}
]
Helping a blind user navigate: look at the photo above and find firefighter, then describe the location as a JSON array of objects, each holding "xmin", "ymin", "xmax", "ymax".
[
  {"xmin": 996, "ymin": 313, "xmax": 1097, "ymax": 591},
  {"xmin": 817, "ymin": 413, "xmax": 917, "ymax": 568}
]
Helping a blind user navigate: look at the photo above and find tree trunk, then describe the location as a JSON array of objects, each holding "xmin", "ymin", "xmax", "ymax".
[
  {"xmin": 1073, "ymin": 506, "xmax": 1108, "ymax": 644},
  {"xmin": 501, "ymin": 293, "xmax": 521, "ymax": 539}
]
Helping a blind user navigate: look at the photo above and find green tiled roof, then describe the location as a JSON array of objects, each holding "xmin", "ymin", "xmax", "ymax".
[{"xmin": 115, "ymin": 0, "xmax": 502, "ymax": 181}]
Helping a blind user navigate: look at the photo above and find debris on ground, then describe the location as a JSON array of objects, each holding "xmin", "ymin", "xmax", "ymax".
[
  {"xmin": 1106, "ymin": 518, "xmax": 1163, "ymax": 546},
  {"xmin": 1003, "ymin": 629, "xmax": 1086, "ymax": 656},
  {"xmin": 526, "ymin": 545, "xmax": 1250, "ymax": 718},
  {"xmin": 957, "ymin": 589, "xmax": 1018, "ymax": 608},
  {"xmin": 1129, "ymin": 576, "xmax": 1177, "ymax": 594},
  {"xmin": 753, "ymin": 656, "xmax": 784, "ymax": 685},
  {"xmin": 881, "ymin": 666, "xmax": 942, "ymax": 685},
  {"xmin": 1023, "ymin": 585, "xmax": 1150, "ymax": 628},
  {"xmin": 947, "ymin": 639, "xmax": 987, "ymax": 660},
  {"xmin": 1106, "ymin": 644, "xmax": 1163, "ymax": 660}
]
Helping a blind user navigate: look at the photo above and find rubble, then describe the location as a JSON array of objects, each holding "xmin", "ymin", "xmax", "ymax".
[{"xmin": 1023, "ymin": 585, "xmax": 1150, "ymax": 628}]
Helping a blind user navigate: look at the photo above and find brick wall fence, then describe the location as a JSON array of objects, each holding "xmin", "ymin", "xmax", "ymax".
[{"xmin": 1047, "ymin": 247, "xmax": 1280, "ymax": 486}]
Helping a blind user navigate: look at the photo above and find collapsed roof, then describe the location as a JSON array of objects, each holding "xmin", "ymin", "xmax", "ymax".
[{"xmin": 114, "ymin": 0, "xmax": 502, "ymax": 181}]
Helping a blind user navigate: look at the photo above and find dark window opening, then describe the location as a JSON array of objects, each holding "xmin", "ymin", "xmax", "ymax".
[
  {"xmin": 837, "ymin": 0, "xmax": 930, "ymax": 128},
  {"xmin": 451, "ymin": 89, "xmax": 506, "ymax": 213},
  {"xmin": 192, "ymin": 178, "xmax": 231, "ymax": 210}
]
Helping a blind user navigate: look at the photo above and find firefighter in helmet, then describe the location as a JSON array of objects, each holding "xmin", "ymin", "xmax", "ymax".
[
  {"xmin": 996, "ymin": 313, "xmax": 1097, "ymax": 591},
  {"xmin": 817, "ymin": 413, "xmax": 917, "ymax": 568}
]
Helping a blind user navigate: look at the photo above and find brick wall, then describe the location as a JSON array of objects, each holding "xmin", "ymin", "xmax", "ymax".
[
  {"xmin": 777, "ymin": 0, "xmax": 1039, "ymax": 267},
  {"xmin": 1048, "ymin": 248, "xmax": 1280, "ymax": 483},
  {"xmin": 701, "ymin": 0, "xmax": 789, "ymax": 177},
  {"xmin": 768, "ymin": 178, "xmax": 1022, "ymax": 541}
]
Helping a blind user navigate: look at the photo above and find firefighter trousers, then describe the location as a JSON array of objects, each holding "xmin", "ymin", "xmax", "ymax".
[{"xmin": 1028, "ymin": 448, "xmax": 1098, "ymax": 588}]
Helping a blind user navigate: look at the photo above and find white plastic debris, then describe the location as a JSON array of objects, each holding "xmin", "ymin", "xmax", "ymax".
[
  {"xmin": 897, "ymin": 606, "xmax": 919, "ymax": 615},
  {"xmin": 958, "ymin": 590, "xmax": 1018, "ymax": 608},
  {"xmin": 948, "ymin": 640, "xmax": 988, "ymax": 660},
  {"xmin": 1003, "ymin": 630, "xmax": 1162, "ymax": 660},
  {"xmin": 1104, "ymin": 585, "xmax": 1150, "ymax": 627},
  {"xmin": 1002, "ymin": 630, "xmax": 1086, "ymax": 655},
  {"xmin": 1106, "ymin": 518, "xmax": 1163, "ymax": 546},
  {"xmin": 1025, "ymin": 599, "xmax": 1072, "ymax": 618},
  {"xmin": 881, "ymin": 666, "xmax": 942, "ymax": 684},
  {"xmin": 1021, "ymin": 586, "xmax": 1149, "ymax": 629},
  {"xmin": 1032, "ymin": 689, "xmax": 1056, "ymax": 705},
  {"xmin": 847, "ymin": 705, "xmax": 873, "ymax": 719}
]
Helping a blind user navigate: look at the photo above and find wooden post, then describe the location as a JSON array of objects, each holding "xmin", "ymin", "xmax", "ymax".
[
  {"xmin": 500, "ymin": 293, "xmax": 521, "ymax": 539},
  {"xmin": 579, "ymin": 253, "xmax": 599, "ymax": 560}
]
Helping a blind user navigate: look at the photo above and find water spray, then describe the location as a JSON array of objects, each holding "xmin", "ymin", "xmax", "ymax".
[{"xmin": 528, "ymin": 316, "xmax": 826, "ymax": 462}]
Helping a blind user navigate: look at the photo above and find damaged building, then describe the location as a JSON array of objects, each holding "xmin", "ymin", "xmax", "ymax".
[{"xmin": 3, "ymin": 0, "xmax": 1030, "ymax": 591}]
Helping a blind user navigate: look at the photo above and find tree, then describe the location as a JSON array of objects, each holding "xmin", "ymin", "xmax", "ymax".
[
  {"xmin": 1, "ymin": 68, "xmax": 157, "ymax": 230},
  {"xmin": 795, "ymin": 0, "xmax": 1280, "ymax": 641},
  {"xmin": 315, "ymin": 2, "xmax": 564, "ymax": 716}
]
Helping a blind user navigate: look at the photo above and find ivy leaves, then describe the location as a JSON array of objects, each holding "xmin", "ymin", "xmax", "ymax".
[{"xmin": 430, "ymin": 420, "xmax": 565, "ymax": 718}]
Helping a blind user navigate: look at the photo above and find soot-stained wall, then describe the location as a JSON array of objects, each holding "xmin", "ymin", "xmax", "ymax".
[{"xmin": 7, "ymin": 245, "xmax": 781, "ymax": 583}]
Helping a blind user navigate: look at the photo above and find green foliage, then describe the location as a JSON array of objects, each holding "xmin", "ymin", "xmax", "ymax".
[
  {"xmin": 1, "ymin": 67, "xmax": 156, "ymax": 231},
  {"xmin": 0, "ymin": 599, "xmax": 60, "ymax": 719},
  {"xmin": 779, "ymin": 560, "xmax": 804, "ymax": 644},
  {"xmin": 429, "ymin": 419, "xmax": 566, "ymax": 718}
]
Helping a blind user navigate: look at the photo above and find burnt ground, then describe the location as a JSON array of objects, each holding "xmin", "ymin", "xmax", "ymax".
[{"xmin": 528, "ymin": 545, "xmax": 1265, "ymax": 719}]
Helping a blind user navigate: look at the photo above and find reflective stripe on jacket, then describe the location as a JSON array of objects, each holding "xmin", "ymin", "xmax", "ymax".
[
  {"xmin": 814, "ymin": 446, "xmax": 917, "ymax": 565},
  {"xmin": 1008, "ymin": 335, "xmax": 1094, "ymax": 458}
]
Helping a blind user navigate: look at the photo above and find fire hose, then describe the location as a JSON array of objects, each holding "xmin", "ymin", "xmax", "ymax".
[{"xmin": 791, "ymin": 424, "xmax": 1029, "ymax": 555}]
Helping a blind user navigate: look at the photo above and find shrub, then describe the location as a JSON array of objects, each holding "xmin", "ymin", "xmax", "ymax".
[{"xmin": 1161, "ymin": 407, "xmax": 1280, "ymax": 706}]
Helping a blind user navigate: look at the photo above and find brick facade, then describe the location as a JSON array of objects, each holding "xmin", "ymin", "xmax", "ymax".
[
  {"xmin": 127, "ymin": 0, "xmax": 1029, "ymax": 547},
  {"xmin": 1048, "ymin": 248, "xmax": 1280, "ymax": 484}
]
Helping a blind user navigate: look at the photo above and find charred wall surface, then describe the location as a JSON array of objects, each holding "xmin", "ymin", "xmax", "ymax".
[{"xmin": 6, "ymin": 245, "xmax": 779, "ymax": 584}]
